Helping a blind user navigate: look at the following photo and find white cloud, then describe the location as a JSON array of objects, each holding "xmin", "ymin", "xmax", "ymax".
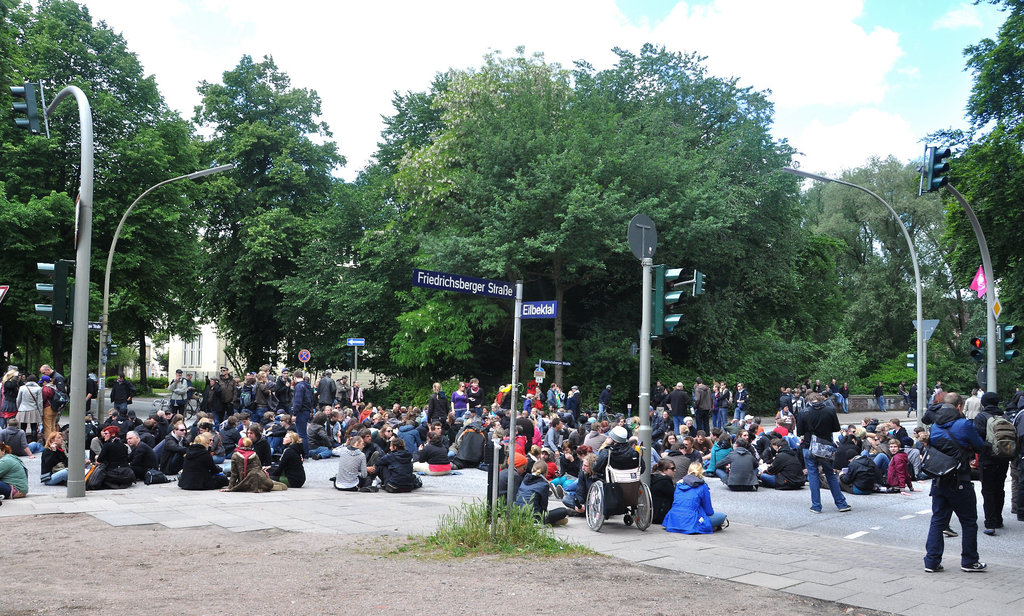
[
  {"xmin": 78, "ymin": 0, "xmax": 908, "ymax": 179},
  {"xmin": 650, "ymin": 0, "xmax": 902, "ymax": 108},
  {"xmin": 785, "ymin": 108, "xmax": 919, "ymax": 174},
  {"xmin": 932, "ymin": 3, "xmax": 983, "ymax": 30}
]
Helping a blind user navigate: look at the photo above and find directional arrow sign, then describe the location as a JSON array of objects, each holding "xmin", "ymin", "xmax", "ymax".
[{"xmin": 346, "ymin": 338, "xmax": 365, "ymax": 346}]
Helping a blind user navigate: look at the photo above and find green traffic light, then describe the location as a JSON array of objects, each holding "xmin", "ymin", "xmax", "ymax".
[
  {"xmin": 10, "ymin": 83, "xmax": 41, "ymax": 134},
  {"xmin": 1002, "ymin": 325, "xmax": 1019, "ymax": 362},
  {"xmin": 921, "ymin": 145, "xmax": 951, "ymax": 194}
]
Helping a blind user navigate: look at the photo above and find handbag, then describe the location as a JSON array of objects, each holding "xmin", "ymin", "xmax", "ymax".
[
  {"xmin": 85, "ymin": 462, "xmax": 108, "ymax": 490},
  {"xmin": 920, "ymin": 446, "xmax": 959, "ymax": 480},
  {"xmin": 808, "ymin": 435, "xmax": 837, "ymax": 461}
]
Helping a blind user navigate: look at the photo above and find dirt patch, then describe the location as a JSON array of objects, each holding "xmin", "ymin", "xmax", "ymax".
[{"xmin": 0, "ymin": 514, "xmax": 890, "ymax": 616}]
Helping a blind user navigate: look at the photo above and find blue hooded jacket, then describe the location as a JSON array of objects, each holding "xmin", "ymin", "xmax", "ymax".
[{"xmin": 663, "ymin": 474, "xmax": 716, "ymax": 534}]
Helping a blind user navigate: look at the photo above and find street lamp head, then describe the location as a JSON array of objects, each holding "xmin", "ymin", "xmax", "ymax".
[
  {"xmin": 185, "ymin": 163, "xmax": 235, "ymax": 181},
  {"xmin": 782, "ymin": 167, "xmax": 834, "ymax": 184}
]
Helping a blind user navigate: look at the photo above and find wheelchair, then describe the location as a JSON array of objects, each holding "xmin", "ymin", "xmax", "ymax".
[{"xmin": 585, "ymin": 465, "xmax": 653, "ymax": 532}]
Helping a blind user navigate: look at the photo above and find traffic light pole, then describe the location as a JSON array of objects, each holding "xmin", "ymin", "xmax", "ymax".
[
  {"xmin": 784, "ymin": 168, "xmax": 927, "ymax": 414},
  {"xmin": 45, "ymin": 86, "xmax": 92, "ymax": 498},
  {"xmin": 945, "ymin": 185, "xmax": 998, "ymax": 393},
  {"xmin": 638, "ymin": 258, "xmax": 653, "ymax": 486}
]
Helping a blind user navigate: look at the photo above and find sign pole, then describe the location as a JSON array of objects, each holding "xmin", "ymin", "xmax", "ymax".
[
  {"xmin": 354, "ymin": 346, "xmax": 358, "ymax": 386},
  {"xmin": 638, "ymin": 257, "xmax": 653, "ymax": 485},
  {"xmin": 507, "ymin": 280, "xmax": 523, "ymax": 509}
]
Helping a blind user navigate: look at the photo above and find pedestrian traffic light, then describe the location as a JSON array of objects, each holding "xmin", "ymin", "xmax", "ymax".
[
  {"xmin": 969, "ymin": 336, "xmax": 985, "ymax": 363},
  {"xmin": 652, "ymin": 265, "xmax": 686, "ymax": 337},
  {"xmin": 10, "ymin": 83, "xmax": 41, "ymax": 134},
  {"xmin": 906, "ymin": 353, "xmax": 916, "ymax": 370},
  {"xmin": 693, "ymin": 270, "xmax": 706, "ymax": 296},
  {"xmin": 920, "ymin": 145, "xmax": 951, "ymax": 195},
  {"xmin": 1001, "ymin": 325, "xmax": 1019, "ymax": 362},
  {"xmin": 36, "ymin": 261, "xmax": 70, "ymax": 325},
  {"xmin": 107, "ymin": 343, "xmax": 118, "ymax": 359}
]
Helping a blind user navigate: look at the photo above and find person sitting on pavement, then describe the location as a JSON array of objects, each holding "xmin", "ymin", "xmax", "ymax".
[
  {"xmin": 222, "ymin": 437, "xmax": 285, "ymax": 492},
  {"xmin": 715, "ymin": 437, "xmax": 759, "ymax": 491},
  {"xmin": 650, "ymin": 458, "xmax": 677, "ymax": 524},
  {"xmin": 450, "ymin": 419, "xmax": 487, "ymax": 470},
  {"xmin": 159, "ymin": 422, "xmax": 188, "ymax": 475},
  {"xmin": 0, "ymin": 444, "xmax": 29, "ymax": 500},
  {"xmin": 334, "ymin": 435, "xmax": 377, "ymax": 492},
  {"xmin": 663, "ymin": 462, "xmax": 727, "ymax": 534},
  {"xmin": 758, "ymin": 438, "xmax": 806, "ymax": 490},
  {"xmin": 178, "ymin": 432, "xmax": 228, "ymax": 491},
  {"xmin": 245, "ymin": 423, "xmax": 272, "ymax": 469},
  {"xmin": 40, "ymin": 431, "xmax": 69, "ymax": 485},
  {"xmin": 377, "ymin": 437, "xmax": 419, "ymax": 493},
  {"xmin": 396, "ymin": 416, "xmax": 423, "ymax": 453},
  {"xmin": 219, "ymin": 415, "xmax": 241, "ymax": 458},
  {"xmin": 0, "ymin": 421, "xmax": 37, "ymax": 458},
  {"xmin": 269, "ymin": 431, "xmax": 306, "ymax": 488},
  {"xmin": 307, "ymin": 411, "xmax": 336, "ymax": 460},
  {"xmin": 704, "ymin": 433, "xmax": 733, "ymax": 481},
  {"xmin": 886, "ymin": 438, "xmax": 916, "ymax": 493},
  {"xmin": 497, "ymin": 451, "xmax": 529, "ymax": 506},
  {"xmin": 839, "ymin": 453, "xmax": 884, "ymax": 495},
  {"xmin": 413, "ymin": 432, "xmax": 451, "ymax": 476},
  {"xmin": 515, "ymin": 460, "xmax": 569, "ymax": 526},
  {"xmin": 126, "ymin": 430, "xmax": 159, "ymax": 482}
]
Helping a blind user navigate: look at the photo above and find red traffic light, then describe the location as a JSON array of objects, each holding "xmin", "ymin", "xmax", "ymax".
[{"xmin": 970, "ymin": 337, "xmax": 983, "ymax": 349}]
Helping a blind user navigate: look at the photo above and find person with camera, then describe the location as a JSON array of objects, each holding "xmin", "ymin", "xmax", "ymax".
[{"xmin": 168, "ymin": 369, "xmax": 189, "ymax": 416}]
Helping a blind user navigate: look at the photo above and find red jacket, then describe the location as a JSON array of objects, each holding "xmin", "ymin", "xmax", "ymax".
[{"xmin": 887, "ymin": 451, "xmax": 912, "ymax": 489}]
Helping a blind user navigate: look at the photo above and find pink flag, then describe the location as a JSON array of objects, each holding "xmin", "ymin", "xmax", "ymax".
[{"xmin": 970, "ymin": 265, "xmax": 987, "ymax": 298}]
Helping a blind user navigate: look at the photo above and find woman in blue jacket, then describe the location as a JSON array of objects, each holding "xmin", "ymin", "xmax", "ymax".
[{"xmin": 663, "ymin": 462, "xmax": 727, "ymax": 534}]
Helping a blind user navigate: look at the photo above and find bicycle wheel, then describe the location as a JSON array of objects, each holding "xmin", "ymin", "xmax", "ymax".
[{"xmin": 184, "ymin": 397, "xmax": 198, "ymax": 420}]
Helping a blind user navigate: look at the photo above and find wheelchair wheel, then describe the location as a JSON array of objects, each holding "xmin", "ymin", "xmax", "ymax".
[
  {"xmin": 635, "ymin": 481, "xmax": 653, "ymax": 531},
  {"xmin": 586, "ymin": 480, "xmax": 605, "ymax": 532}
]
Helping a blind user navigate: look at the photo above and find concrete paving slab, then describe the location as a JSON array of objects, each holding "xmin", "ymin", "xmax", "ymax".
[
  {"xmin": 729, "ymin": 571, "xmax": 801, "ymax": 590},
  {"xmin": 782, "ymin": 581, "xmax": 857, "ymax": 602}
]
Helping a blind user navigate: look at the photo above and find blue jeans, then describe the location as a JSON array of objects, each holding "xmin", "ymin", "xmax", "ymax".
[
  {"xmin": 734, "ymin": 406, "xmax": 745, "ymax": 422},
  {"xmin": 44, "ymin": 468, "xmax": 69, "ymax": 485},
  {"xmin": 862, "ymin": 451, "xmax": 890, "ymax": 476},
  {"xmin": 28, "ymin": 442, "xmax": 43, "ymax": 454},
  {"xmin": 877, "ymin": 395, "xmax": 886, "ymax": 411},
  {"xmin": 672, "ymin": 416, "xmax": 686, "ymax": 435},
  {"xmin": 804, "ymin": 451, "xmax": 849, "ymax": 512},
  {"xmin": 760, "ymin": 473, "xmax": 776, "ymax": 488},
  {"xmin": 925, "ymin": 479, "xmax": 979, "ymax": 569},
  {"xmin": 714, "ymin": 468, "xmax": 729, "ymax": 483},
  {"xmin": 0, "ymin": 480, "xmax": 17, "ymax": 498},
  {"xmin": 713, "ymin": 408, "xmax": 727, "ymax": 429},
  {"xmin": 293, "ymin": 410, "xmax": 310, "ymax": 456},
  {"xmin": 114, "ymin": 402, "xmax": 128, "ymax": 414},
  {"xmin": 267, "ymin": 436, "xmax": 283, "ymax": 455},
  {"xmin": 598, "ymin": 403, "xmax": 606, "ymax": 420},
  {"xmin": 309, "ymin": 446, "xmax": 333, "ymax": 458},
  {"xmin": 708, "ymin": 511, "xmax": 727, "ymax": 530}
]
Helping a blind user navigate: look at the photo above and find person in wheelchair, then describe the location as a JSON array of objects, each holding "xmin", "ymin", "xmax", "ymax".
[{"xmin": 592, "ymin": 426, "xmax": 647, "ymax": 523}]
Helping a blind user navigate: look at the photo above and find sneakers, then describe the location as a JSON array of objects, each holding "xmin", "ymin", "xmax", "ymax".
[
  {"xmin": 551, "ymin": 517, "xmax": 569, "ymax": 526},
  {"xmin": 358, "ymin": 486, "xmax": 379, "ymax": 493},
  {"xmin": 310, "ymin": 453, "xmax": 321, "ymax": 460},
  {"xmin": 983, "ymin": 528, "xmax": 996, "ymax": 536},
  {"xmin": 553, "ymin": 484, "xmax": 565, "ymax": 499},
  {"xmin": 942, "ymin": 527, "xmax": 958, "ymax": 537},
  {"xmin": 810, "ymin": 507, "xmax": 822, "ymax": 514},
  {"xmin": 838, "ymin": 505, "xmax": 852, "ymax": 512},
  {"xmin": 924, "ymin": 564, "xmax": 944, "ymax": 573},
  {"xmin": 961, "ymin": 562, "xmax": 987, "ymax": 572}
]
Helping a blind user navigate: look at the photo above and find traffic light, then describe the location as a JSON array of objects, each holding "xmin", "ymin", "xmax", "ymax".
[
  {"xmin": 652, "ymin": 265, "xmax": 686, "ymax": 337},
  {"xmin": 1001, "ymin": 325, "xmax": 1020, "ymax": 362},
  {"xmin": 920, "ymin": 145, "xmax": 951, "ymax": 195},
  {"xmin": 969, "ymin": 336, "xmax": 986, "ymax": 363},
  {"xmin": 906, "ymin": 353, "xmax": 917, "ymax": 370},
  {"xmin": 693, "ymin": 270, "xmax": 706, "ymax": 296},
  {"xmin": 10, "ymin": 83, "xmax": 41, "ymax": 134},
  {"xmin": 36, "ymin": 261, "xmax": 71, "ymax": 325}
]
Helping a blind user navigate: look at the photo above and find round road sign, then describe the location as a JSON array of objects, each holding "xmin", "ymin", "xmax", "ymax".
[{"xmin": 298, "ymin": 349, "xmax": 311, "ymax": 363}]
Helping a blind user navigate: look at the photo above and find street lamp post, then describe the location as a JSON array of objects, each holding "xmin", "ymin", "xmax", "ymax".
[
  {"xmin": 97, "ymin": 165, "xmax": 235, "ymax": 406},
  {"xmin": 783, "ymin": 168, "xmax": 927, "ymax": 414}
]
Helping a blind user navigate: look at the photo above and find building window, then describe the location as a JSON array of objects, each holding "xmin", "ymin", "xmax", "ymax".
[{"xmin": 183, "ymin": 338, "xmax": 203, "ymax": 368}]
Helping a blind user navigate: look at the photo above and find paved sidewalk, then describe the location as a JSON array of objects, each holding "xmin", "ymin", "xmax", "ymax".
[{"xmin": 2, "ymin": 474, "xmax": 1021, "ymax": 616}]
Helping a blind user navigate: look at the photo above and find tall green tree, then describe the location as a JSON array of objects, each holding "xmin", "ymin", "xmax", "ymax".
[{"xmin": 193, "ymin": 55, "xmax": 344, "ymax": 369}]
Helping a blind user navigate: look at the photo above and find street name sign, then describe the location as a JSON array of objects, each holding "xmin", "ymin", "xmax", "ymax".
[
  {"xmin": 411, "ymin": 268, "xmax": 514, "ymax": 299},
  {"xmin": 521, "ymin": 300, "xmax": 558, "ymax": 319}
]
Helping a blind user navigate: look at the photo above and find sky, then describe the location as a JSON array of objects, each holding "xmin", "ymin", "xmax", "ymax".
[{"xmin": 74, "ymin": 0, "xmax": 1006, "ymax": 182}]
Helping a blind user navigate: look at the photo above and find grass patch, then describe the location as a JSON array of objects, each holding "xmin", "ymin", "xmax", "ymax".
[{"xmin": 398, "ymin": 500, "xmax": 594, "ymax": 558}]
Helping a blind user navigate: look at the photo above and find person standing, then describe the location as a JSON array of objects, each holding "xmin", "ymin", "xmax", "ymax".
[
  {"xmin": 274, "ymin": 368, "xmax": 293, "ymax": 413},
  {"xmin": 168, "ymin": 369, "xmax": 189, "ymax": 416},
  {"xmin": 39, "ymin": 375, "xmax": 57, "ymax": 439},
  {"xmin": 666, "ymin": 383, "xmax": 690, "ymax": 436},
  {"xmin": 908, "ymin": 382, "xmax": 918, "ymax": 418},
  {"xmin": 38, "ymin": 365, "xmax": 66, "ymax": 395},
  {"xmin": 598, "ymin": 385, "xmax": 612, "ymax": 420},
  {"xmin": 973, "ymin": 392, "xmax": 1011, "ymax": 536},
  {"xmin": 84, "ymin": 373, "xmax": 98, "ymax": 415},
  {"xmin": 874, "ymin": 382, "xmax": 886, "ymax": 412},
  {"xmin": 564, "ymin": 385, "xmax": 581, "ymax": 424},
  {"xmin": 292, "ymin": 369, "xmax": 314, "ymax": 456},
  {"xmin": 734, "ymin": 382, "xmax": 748, "ymax": 422},
  {"xmin": 692, "ymin": 378, "xmax": 712, "ymax": 435},
  {"xmin": 924, "ymin": 393, "xmax": 989, "ymax": 572},
  {"xmin": 336, "ymin": 375, "xmax": 352, "ymax": 408},
  {"xmin": 797, "ymin": 392, "xmax": 851, "ymax": 514},
  {"xmin": 109, "ymin": 374, "xmax": 135, "ymax": 416},
  {"xmin": 317, "ymin": 370, "xmax": 337, "ymax": 409}
]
